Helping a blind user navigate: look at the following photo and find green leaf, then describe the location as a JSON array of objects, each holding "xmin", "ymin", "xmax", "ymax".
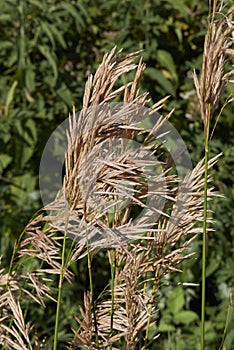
[
  {"xmin": 49, "ymin": 23, "xmax": 67, "ymax": 49},
  {"xmin": 0, "ymin": 14, "xmax": 12, "ymax": 21},
  {"xmin": 167, "ymin": 287, "xmax": 184, "ymax": 314},
  {"xmin": 14, "ymin": 118, "xmax": 37, "ymax": 168},
  {"xmin": 10, "ymin": 173, "xmax": 36, "ymax": 206},
  {"xmin": 145, "ymin": 68, "xmax": 176, "ymax": 96},
  {"xmin": 56, "ymin": 3, "xmax": 85, "ymax": 28},
  {"xmin": 20, "ymin": 119, "xmax": 37, "ymax": 168},
  {"xmin": 158, "ymin": 320, "xmax": 175, "ymax": 332},
  {"xmin": 165, "ymin": 0, "xmax": 188, "ymax": 18},
  {"xmin": 0, "ymin": 41, "xmax": 13, "ymax": 50},
  {"xmin": 14, "ymin": 119, "xmax": 24, "ymax": 138},
  {"xmin": 25, "ymin": 118, "xmax": 37, "ymax": 142},
  {"xmin": 25, "ymin": 67, "xmax": 36, "ymax": 92},
  {"xmin": 157, "ymin": 49, "xmax": 178, "ymax": 82},
  {"xmin": 39, "ymin": 20, "xmax": 56, "ymax": 48},
  {"xmin": 56, "ymin": 83, "xmax": 73, "ymax": 106},
  {"xmin": 0, "ymin": 120, "xmax": 11, "ymax": 143},
  {"xmin": 38, "ymin": 45, "xmax": 58, "ymax": 86},
  {"xmin": 206, "ymin": 255, "xmax": 221, "ymax": 277},
  {"xmin": 4, "ymin": 80, "xmax": 18, "ymax": 117},
  {"xmin": 29, "ymin": 0, "xmax": 46, "ymax": 11},
  {"xmin": 174, "ymin": 310, "xmax": 199, "ymax": 325},
  {"xmin": 0, "ymin": 154, "xmax": 12, "ymax": 173}
]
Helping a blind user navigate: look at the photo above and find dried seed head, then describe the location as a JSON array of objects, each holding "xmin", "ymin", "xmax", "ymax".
[{"xmin": 193, "ymin": 2, "xmax": 234, "ymax": 129}]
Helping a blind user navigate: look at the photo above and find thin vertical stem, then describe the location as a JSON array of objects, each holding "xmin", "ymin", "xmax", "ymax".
[
  {"xmin": 201, "ymin": 104, "xmax": 211, "ymax": 349},
  {"xmin": 53, "ymin": 213, "xmax": 69, "ymax": 350},
  {"xmin": 144, "ymin": 269, "xmax": 159, "ymax": 349},
  {"xmin": 87, "ymin": 241, "xmax": 99, "ymax": 348},
  {"xmin": 145, "ymin": 289, "xmax": 153, "ymax": 347},
  {"xmin": 109, "ymin": 248, "xmax": 116, "ymax": 342},
  {"xmin": 218, "ymin": 300, "xmax": 234, "ymax": 350},
  {"xmin": 17, "ymin": 0, "xmax": 26, "ymax": 71}
]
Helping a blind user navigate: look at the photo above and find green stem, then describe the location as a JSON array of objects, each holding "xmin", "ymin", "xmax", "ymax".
[
  {"xmin": 87, "ymin": 243, "xmax": 99, "ymax": 348},
  {"xmin": 17, "ymin": 0, "xmax": 26, "ymax": 74},
  {"xmin": 201, "ymin": 105, "xmax": 211, "ymax": 349},
  {"xmin": 218, "ymin": 301, "xmax": 234, "ymax": 350},
  {"xmin": 53, "ymin": 213, "xmax": 69, "ymax": 350}
]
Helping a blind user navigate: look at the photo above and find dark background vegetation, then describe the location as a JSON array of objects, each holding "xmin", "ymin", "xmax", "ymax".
[{"xmin": 0, "ymin": 0, "xmax": 233, "ymax": 348}]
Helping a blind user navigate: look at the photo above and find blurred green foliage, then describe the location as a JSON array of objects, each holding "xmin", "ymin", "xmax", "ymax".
[{"xmin": 0, "ymin": 0, "xmax": 233, "ymax": 348}]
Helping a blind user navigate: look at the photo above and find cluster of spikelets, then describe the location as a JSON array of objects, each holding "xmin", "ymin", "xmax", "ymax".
[{"xmin": 0, "ymin": 3, "xmax": 233, "ymax": 349}]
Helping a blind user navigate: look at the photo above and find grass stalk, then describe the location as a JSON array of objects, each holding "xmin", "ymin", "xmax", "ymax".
[
  {"xmin": 218, "ymin": 296, "xmax": 234, "ymax": 350},
  {"xmin": 144, "ymin": 271, "xmax": 159, "ymax": 349},
  {"xmin": 87, "ymin": 240, "xmax": 99, "ymax": 348},
  {"xmin": 201, "ymin": 104, "xmax": 211, "ymax": 349},
  {"xmin": 53, "ymin": 213, "xmax": 69, "ymax": 350},
  {"xmin": 144, "ymin": 292, "xmax": 153, "ymax": 346},
  {"xmin": 109, "ymin": 248, "xmax": 116, "ymax": 346}
]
